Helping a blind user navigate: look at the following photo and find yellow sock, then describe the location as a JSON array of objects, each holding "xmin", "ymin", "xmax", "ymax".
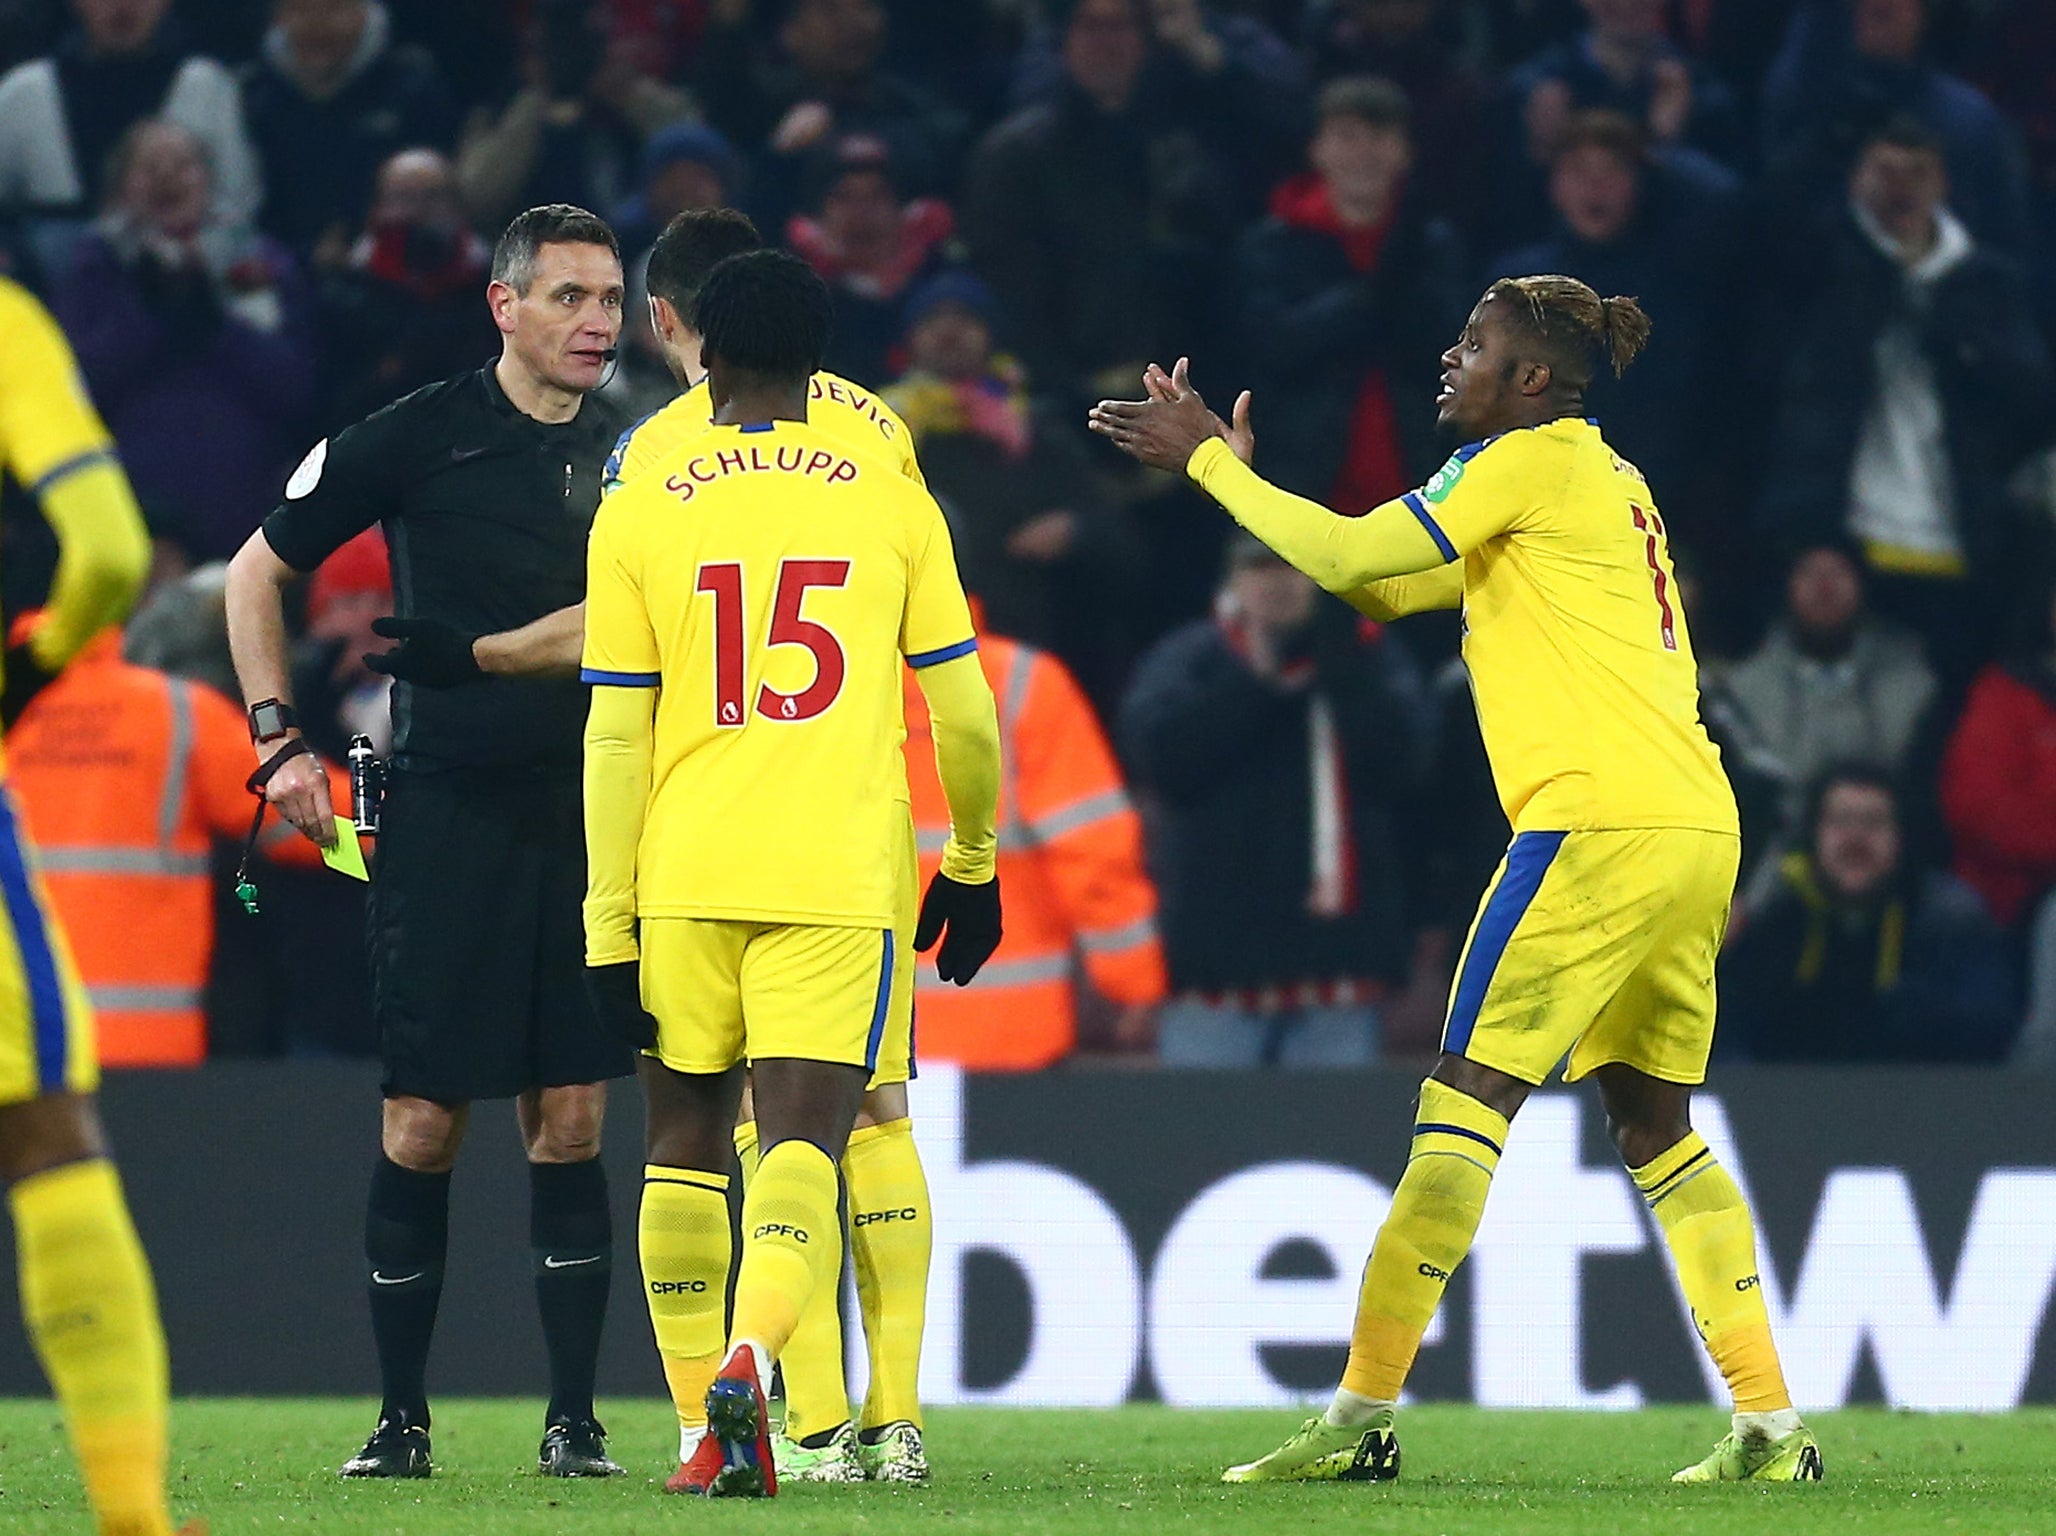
[
  {"xmin": 11, "ymin": 1159, "xmax": 172, "ymax": 1536},
  {"xmin": 1340, "ymin": 1080, "xmax": 1506, "ymax": 1402},
  {"xmin": 1631, "ymin": 1132, "xmax": 1792, "ymax": 1413},
  {"xmin": 845, "ymin": 1117, "xmax": 930, "ymax": 1431},
  {"xmin": 640, "ymin": 1165, "xmax": 731, "ymax": 1433},
  {"xmin": 773, "ymin": 1207, "xmax": 849, "ymax": 1441},
  {"xmin": 730, "ymin": 1139, "xmax": 840, "ymax": 1363},
  {"xmin": 739, "ymin": 1121, "xmax": 852, "ymax": 1439}
]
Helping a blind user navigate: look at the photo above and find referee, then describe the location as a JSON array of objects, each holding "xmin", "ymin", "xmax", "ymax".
[{"xmin": 224, "ymin": 205, "xmax": 633, "ymax": 1480}]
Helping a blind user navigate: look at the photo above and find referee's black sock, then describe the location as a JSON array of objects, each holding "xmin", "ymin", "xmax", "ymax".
[
  {"xmin": 365, "ymin": 1156, "xmax": 451, "ymax": 1426},
  {"xmin": 531, "ymin": 1157, "xmax": 612, "ymax": 1425}
]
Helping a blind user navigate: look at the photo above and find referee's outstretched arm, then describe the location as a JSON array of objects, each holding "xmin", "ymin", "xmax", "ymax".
[
  {"xmin": 370, "ymin": 602, "xmax": 588, "ymax": 687},
  {"xmin": 225, "ymin": 531, "xmax": 338, "ymax": 848}
]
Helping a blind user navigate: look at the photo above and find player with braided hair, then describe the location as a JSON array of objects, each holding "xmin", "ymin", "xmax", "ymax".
[{"xmin": 1091, "ymin": 274, "xmax": 1819, "ymax": 1488}]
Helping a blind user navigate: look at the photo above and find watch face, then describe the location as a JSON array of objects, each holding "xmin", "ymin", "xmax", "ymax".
[{"xmin": 251, "ymin": 701, "xmax": 291, "ymax": 741}]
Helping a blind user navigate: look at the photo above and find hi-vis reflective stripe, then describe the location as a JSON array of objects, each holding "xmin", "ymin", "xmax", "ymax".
[
  {"xmin": 38, "ymin": 846, "xmax": 208, "ymax": 877},
  {"xmin": 1028, "ymin": 788, "xmax": 1132, "ymax": 842},
  {"xmin": 1077, "ymin": 913, "xmax": 1157, "ymax": 955},
  {"xmin": 916, "ymin": 951, "xmax": 1069, "ymax": 993},
  {"xmin": 88, "ymin": 984, "xmax": 203, "ymax": 1013},
  {"xmin": 159, "ymin": 680, "xmax": 194, "ymax": 845}
]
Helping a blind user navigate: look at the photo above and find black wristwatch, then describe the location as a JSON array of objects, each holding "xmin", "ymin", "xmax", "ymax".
[{"xmin": 247, "ymin": 698, "xmax": 300, "ymax": 744}]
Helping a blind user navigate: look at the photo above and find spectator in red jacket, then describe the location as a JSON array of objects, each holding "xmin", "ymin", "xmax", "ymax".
[{"xmin": 1941, "ymin": 574, "xmax": 2056, "ymax": 932}]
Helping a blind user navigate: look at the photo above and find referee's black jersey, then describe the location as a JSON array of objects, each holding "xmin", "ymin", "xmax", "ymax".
[{"xmin": 262, "ymin": 364, "xmax": 626, "ymax": 771}]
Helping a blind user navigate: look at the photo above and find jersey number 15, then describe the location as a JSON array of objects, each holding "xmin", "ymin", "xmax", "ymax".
[{"xmin": 695, "ymin": 559, "xmax": 851, "ymax": 725}]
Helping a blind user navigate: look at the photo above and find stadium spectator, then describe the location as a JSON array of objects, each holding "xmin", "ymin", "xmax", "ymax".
[
  {"xmin": 1230, "ymin": 75, "xmax": 1467, "ymax": 511},
  {"xmin": 1493, "ymin": 110, "xmax": 1739, "ymax": 514},
  {"xmin": 8, "ymin": 628, "xmax": 345, "ymax": 1067},
  {"xmin": 609, "ymin": 119, "xmax": 740, "ymax": 262},
  {"xmin": 316, "ymin": 147, "xmax": 498, "ymax": 429},
  {"xmin": 1121, "ymin": 536, "xmax": 1426, "ymax": 1067},
  {"xmin": 239, "ymin": 0, "xmax": 457, "ymax": 268},
  {"xmin": 692, "ymin": 0, "xmax": 965, "ymax": 231},
  {"xmin": 885, "ymin": 271, "xmax": 1144, "ymax": 708},
  {"xmin": 1756, "ymin": 116, "xmax": 2051, "ymax": 696},
  {"xmin": 606, "ymin": 124, "xmax": 742, "ymax": 418},
  {"xmin": 288, "ymin": 525, "xmax": 391, "ymax": 759},
  {"xmin": 787, "ymin": 134, "xmax": 955, "ymax": 388},
  {"xmin": 50, "ymin": 118, "xmax": 317, "ymax": 564},
  {"xmin": 1940, "ymin": 573, "xmax": 2056, "ymax": 938},
  {"xmin": 122, "ymin": 560, "xmax": 238, "ymax": 699},
  {"xmin": 455, "ymin": 0, "xmax": 695, "ymax": 228},
  {"xmin": 1506, "ymin": 0, "xmax": 1745, "ymax": 171},
  {"xmin": 0, "ymin": 0, "xmax": 259, "ymax": 254},
  {"xmin": 1719, "ymin": 765, "xmax": 2016, "ymax": 1063},
  {"xmin": 961, "ymin": 0, "xmax": 1304, "ymax": 408},
  {"xmin": 906, "ymin": 624, "xmax": 1166, "ymax": 1069},
  {"xmin": 1299, "ymin": 0, "xmax": 1492, "ymax": 235},
  {"xmin": 1712, "ymin": 543, "xmax": 1936, "ymax": 891},
  {"xmin": 1762, "ymin": 0, "xmax": 2031, "ymax": 254}
]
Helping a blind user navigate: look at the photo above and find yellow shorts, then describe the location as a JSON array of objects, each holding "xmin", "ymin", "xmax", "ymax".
[
  {"xmin": 1442, "ymin": 827, "xmax": 1739, "ymax": 1086},
  {"xmin": 640, "ymin": 812, "xmax": 917, "ymax": 1088},
  {"xmin": 0, "ymin": 786, "xmax": 96, "ymax": 1107}
]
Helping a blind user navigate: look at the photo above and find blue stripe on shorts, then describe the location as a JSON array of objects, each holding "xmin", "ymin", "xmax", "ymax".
[
  {"xmin": 0, "ymin": 792, "xmax": 70, "ymax": 1091},
  {"xmin": 1443, "ymin": 830, "xmax": 1567, "ymax": 1057},
  {"xmin": 863, "ymin": 930, "xmax": 894, "ymax": 1073}
]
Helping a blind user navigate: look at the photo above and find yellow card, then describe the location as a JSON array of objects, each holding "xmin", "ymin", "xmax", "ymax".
[{"xmin": 322, "ymin": 817, "xmax": 369, "ymax": 881}]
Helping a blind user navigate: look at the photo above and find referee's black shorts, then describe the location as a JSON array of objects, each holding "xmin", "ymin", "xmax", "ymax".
[{"xmin": 367, "ymin": 766, "xmax": 633, "ymax": 1102}]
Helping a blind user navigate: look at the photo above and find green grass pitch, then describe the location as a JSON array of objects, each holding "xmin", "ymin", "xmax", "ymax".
[{"xmin": 0, "ymin": 1400, "xmax": 2050, "ymax": 1535}]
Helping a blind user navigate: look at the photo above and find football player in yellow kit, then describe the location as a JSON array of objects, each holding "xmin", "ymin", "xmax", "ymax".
[
  {"xmin": 375, "ymin": 209, "xmax": 947, "ymax": 1483},
  {"xmin": 0, "ymin": 276, "xmax": 188, "ymax": 1535},
  {"xmin": 1091, "ymin": 275, "xmax": 1820, "ymax": 1488},
  {"xmin": 581, "ymin": 250, "xmax": 1001, "ymax": 1498}
]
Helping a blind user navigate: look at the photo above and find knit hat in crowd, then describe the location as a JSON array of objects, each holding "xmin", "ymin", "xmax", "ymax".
[{"xmin": 903, "ymin": 269, "xmax": 1000, "ymax": 331}]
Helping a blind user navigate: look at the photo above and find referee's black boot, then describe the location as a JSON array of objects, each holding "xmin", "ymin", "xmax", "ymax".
[
  {"xmin": 340, "ymin": 1408, "xmax": 432, "ymax": 1478},
  {"xmin": 539, "ymin": 1417, "xmax": 624, "ymax": 1478}
]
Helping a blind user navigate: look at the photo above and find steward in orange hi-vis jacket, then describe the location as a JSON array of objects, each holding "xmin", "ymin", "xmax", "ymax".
[
  {"xmin": 9, "ymin": 632, "xmax": 343, "ymax": 1065},
  {"xmin": 904, "ymin": 630, "xmax": 1165, "ymax": 1069}
]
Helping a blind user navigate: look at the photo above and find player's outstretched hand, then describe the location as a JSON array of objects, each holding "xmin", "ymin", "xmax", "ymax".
[
  {"xmin": 1090, "ymin": 357, "xmax": 1253, "ymax": 471},
  {"xmin": 365, "ymin": 616, "xmax": 484, "ymax": 688},
  {"xmin": 914, "ymin": 872, "xmax": 1002, "ymax": 986},
  {"xmin": 585, "ymin": 961, "xmax": 658, "ymax": 1051}
]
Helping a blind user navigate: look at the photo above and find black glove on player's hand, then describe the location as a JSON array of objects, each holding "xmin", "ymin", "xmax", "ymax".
[
  {"xmin": 0, "ymin": 641, "xmax": 57, "ymax": 729},
  {"xmin": 585, "ymin": 961, "xmax": 658, "ymax": 1051},
  {"xmin": 914, "ymin": 872, "xmax": 1002, "ymax": 985},
  {"xmin": 365, "ymin": 616, "xmax": 484, "ymax": 688}
]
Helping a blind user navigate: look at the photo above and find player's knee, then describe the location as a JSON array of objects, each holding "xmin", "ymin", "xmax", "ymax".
[
  {"xmin": 1604, "ymin": 1105, "xmax": 1691, "ymax": 1170},
  {"xmin": 529, "ymin": 1103, "xmax": 604, "ymax": 1163},
  {"xmin": 0, "ymin": 1093, "xmax": 105, "ymax": 1185},
  {"xmin": 382, "ymin": 1099, "xmax": 464, "ymax": 1172}
]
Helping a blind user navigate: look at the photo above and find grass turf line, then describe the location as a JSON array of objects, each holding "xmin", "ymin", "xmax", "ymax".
[{"xmin": 0, "ymin": 1400, "xmax": 2048, "ymax": 1535}]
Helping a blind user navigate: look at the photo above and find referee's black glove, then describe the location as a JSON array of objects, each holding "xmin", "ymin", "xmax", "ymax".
[
  {"xmin": 914, "ymin": 872, "xmax": 1002, "ymax": 986},
  {"xmin": 365, "ymin": 617, "xmax": 484, "ymax": 689},
  {"xmin": 585, "ymin": 961, "xmax": 658, "ymax": 1051}
]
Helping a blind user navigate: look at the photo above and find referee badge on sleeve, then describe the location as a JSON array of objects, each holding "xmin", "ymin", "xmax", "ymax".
[{"xmin": 286, "ymin": 438, "xmax": 328, "ymax": 500}]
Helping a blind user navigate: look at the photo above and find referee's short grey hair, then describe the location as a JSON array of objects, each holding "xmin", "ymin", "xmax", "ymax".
[{"xmin": 491, "ymin": 204, "xmax": 620, "ymax": 294}]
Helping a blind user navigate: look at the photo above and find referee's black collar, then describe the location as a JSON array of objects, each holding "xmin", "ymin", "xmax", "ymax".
[{"xmin": 476, "ymin": 360, "xmax": 595, "ymax": 433}]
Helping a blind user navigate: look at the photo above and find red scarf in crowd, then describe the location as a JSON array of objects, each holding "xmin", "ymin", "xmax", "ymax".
[{"xmin": 1269, "ymin": 173, "xmax": 1409, "ymax": 516}]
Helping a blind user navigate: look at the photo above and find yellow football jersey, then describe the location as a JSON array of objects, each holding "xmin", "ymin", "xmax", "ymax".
[
  {"xmin": 1403, "ymin": 417, "xmax": 1736, "ymax": 834},
  {"xmin": 0, "ymin": 276, "xmax": 118, "ymax": 510},
  {"xmin": 603, "ymin": 370, "xmax": 924, "ymax": 495},
  {"xmin": 584, "ymin": 418, "xmax": 976, "ymax": 927}
]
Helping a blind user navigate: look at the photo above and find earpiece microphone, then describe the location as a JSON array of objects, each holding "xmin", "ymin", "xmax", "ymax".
[{"xmin": 599, "ymin": 347, "xmax": 619, "ymax": 361}]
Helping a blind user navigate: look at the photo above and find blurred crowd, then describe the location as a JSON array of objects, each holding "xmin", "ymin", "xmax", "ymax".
[{"xmin": 1, "ymin": 0, "xmax": 2053, "ymax": 1071}]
